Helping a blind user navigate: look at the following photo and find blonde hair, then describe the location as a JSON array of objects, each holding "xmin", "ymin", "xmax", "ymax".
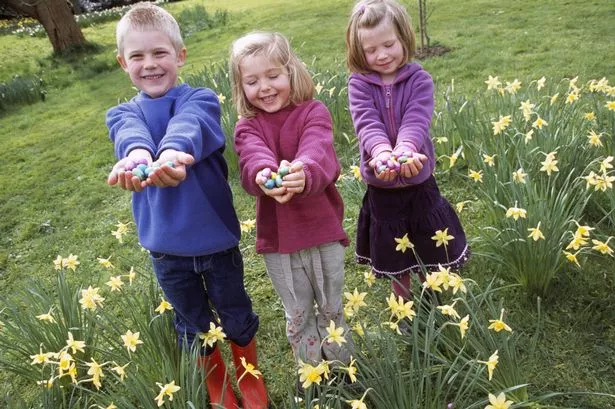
[
  {"xmin": 346, "ymin": 0, "xmax": 416, "ymax": 73},
  {"xmin": 230, "ymin": 32, "xmax": 314, "ymax": 118},
  {"xmin": 116, "ymin": 2, "xmax": 184, "ymax": 56}
]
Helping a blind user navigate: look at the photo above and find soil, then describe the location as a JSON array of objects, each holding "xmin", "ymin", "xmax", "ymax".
[{"xmin": 416, "ymin": 45, "xmax": 451, "ymax": 60}]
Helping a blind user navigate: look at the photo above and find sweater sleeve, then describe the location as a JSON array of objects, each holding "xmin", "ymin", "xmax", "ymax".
[
  {"xmin": 348, "ymin": 77, "xmax": 393, "ymax": 159},
  {"xmin": 106, "ymin": 102, "xmax": 156, "ymax": 159},
  {"xmin": 395, "ymin": 70, "xmax": 434, "ymax": 153},
  {"xmin": 294, "ymin": 101, "xmax": 340, "ymax": 196},
  {"xmin": 234, "ymin": 119, "xmax": 278, "ymax": 197},
  {"xmin": 159, "ymin": 88, "xmax": 224, "ymax": 162}
]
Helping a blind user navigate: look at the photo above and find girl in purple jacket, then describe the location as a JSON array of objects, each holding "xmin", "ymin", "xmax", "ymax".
[
  {"xmin": 231, "ymin": 32, "xmax": 353, "ymax": 372},
  {"xmin": 346, "ymin": 0, "xmax": 470, "ymax": 300}
]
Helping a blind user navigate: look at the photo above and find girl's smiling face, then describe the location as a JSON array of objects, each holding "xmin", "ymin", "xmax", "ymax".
[
  {"xmin": 239, "ymin": 53, "xmax": 291, "ymax": 114},
  {"xmin": 359, "ymin": 18, "xmax": 404, "ymax": 83},
  {"xmin": 118, "ymin": 30, "xmax": 186, "ymax": 98}
]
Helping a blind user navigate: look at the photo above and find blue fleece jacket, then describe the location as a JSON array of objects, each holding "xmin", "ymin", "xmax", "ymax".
[{"xmin": 107, "ymin": 84, "xmax": 240, "ymax": 256}]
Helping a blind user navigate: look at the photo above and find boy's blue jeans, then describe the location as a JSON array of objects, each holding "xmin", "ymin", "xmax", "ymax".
[{"xmin": 150, "ymin": 246, "xmax": 259, "ymax": 353}]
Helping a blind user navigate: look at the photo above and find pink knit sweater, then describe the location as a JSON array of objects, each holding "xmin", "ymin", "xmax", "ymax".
[{"xmin": 234, "ymin": 100, "xmax": 349, "ymax": 254}]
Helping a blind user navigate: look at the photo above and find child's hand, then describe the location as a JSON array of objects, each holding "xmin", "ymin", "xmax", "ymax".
[
  {"xmin": 107, "ymin": 149, "xmax": 152, "ymax": 192},
  {"xmin": 399, "ymin": 152, "xmax": 428, "ymax": 178},
  {"xmin": 146, "ymin": 150, "xmax": 195, "ymax": 188},
  {"xmin": 281, "ymin": 160, "xmax": 305, "ymax": 194},
  {"xmin": 369, "ymin": 151, "xmax": 397, "ymax": 182},
  {"xmin": 256, "ymin": 167, "xmax": 294, "ymax": 204}
]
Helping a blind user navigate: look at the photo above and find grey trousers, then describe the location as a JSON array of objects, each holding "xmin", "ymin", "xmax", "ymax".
[{"xmin": 264, "ymin": 241, "xmax": 352, "ymax": 364}]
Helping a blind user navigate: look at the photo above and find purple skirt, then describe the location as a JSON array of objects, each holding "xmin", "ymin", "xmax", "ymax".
[{"xmin": 355, "ymin": 176, "xmax": 470, "ymax": 278}]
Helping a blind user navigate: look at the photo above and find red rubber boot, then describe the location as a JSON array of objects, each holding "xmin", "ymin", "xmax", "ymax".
[
  {"xmin": 230, "ymin": 338, "xmax": 269, "ymax": 409},
  {"xmin": 198, "ymin": 345, "xmax": 239, "ymax": 408}
]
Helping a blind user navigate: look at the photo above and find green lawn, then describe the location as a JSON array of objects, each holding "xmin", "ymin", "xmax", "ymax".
[{"xmin": 1, "ymin": 0, "xmax": 614, "ymax": 407}]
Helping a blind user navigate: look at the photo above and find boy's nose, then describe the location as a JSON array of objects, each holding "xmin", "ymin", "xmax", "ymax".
[{"xmin": 144, "ymin": 55, "xmax": 157, "ymax": 69}]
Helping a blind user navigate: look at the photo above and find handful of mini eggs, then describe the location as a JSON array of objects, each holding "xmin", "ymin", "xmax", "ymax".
[
  {"xmin": 261, "ymin": 166, "xmax": 290, "ymax": 189},
  {"xmin": 375, "ymin": 151, "xmax": 412, "ymax": 174},
  {"xmin": 122, "ymin": 158, "xmax": 175, "ymax": 181}
]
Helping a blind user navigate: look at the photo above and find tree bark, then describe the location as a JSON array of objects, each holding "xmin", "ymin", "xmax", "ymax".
[{"xmin": 4, "ymin": 0, "xmax": 86, "ymax": 53}]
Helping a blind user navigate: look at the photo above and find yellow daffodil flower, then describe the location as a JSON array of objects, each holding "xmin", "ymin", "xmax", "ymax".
[
  {"xmin": 483, "ymin": 154, "xmax": 496, "ymax": 167},
  {"xmin": 155, "ymin": 299, "xmax": 173, "ymax": 314},
  {"xmin": 85, "ymin": 358, "xmax": 105, "ymax": 389},
  {"xmin": 512, "ymin": 168, "xmax": 527, "ymax": 184},
  {"xmin": 344, "ymin": 357, "xmax": 358, "ymax": 383},
  {"xmin": 488, "ymin": 309, "xmax": 512, "ymax": 332},
  {"xmin": 237, "ymin": 356, "xmax": 262, "ymax": 382},
  {"xmin": 200, "ymin": 322, "xmax": 227, "ymax": 348},
  {"xmin": 524, "ymin": 129, "xmax": 534, "ymax": 144},
  {"xmin": 347, "ymin": 389, "xmax": 371, "ymax": 409},
  {"xmin": 566, "ymin": 91, "xmax": 579, "ymax": 104},
  {"xmin": 121, "ymin": 330, "xmax": 143, "ymax": 353},
  {"xmin": 505, "ymin": 79, "xmax": 522, "ymax": 94},
  {"xmin": 344, "ymin": 288, "xmax": 367, "ymax": 314},
  {"xmin": 66, "ymin": 331, "xmax": 86, "ymax": 354},
  {"xmin": 485, "ymin": 392, "xmax": 513, "ymax": 409},
  {"xmin": 432, "ymin": 228, "xmax": 454, "ymax": 247},
  {"xmin": 532, "ymin": 116, "xmax": 548, "ymax": 129},
  {"xmin": 394, "ymin": 233, "xmax": 414, "ymax": 253},
  {"xmin": 106, "ymin": 275, "xmax": 124, "ymax": 292},
  {"xmin": 478, "ymin": 350, "xmax": 499, "ymax": 381},
  {"xmin": 550, "ymin": 93, "xmax": 559, "ymax": 105},
  {"xmin": 30, "ymin": 346, "xmax": 54, "ymax": 366},
  {"xmin": 437, "ymin": 301, "xmax": 460, "ymax": 320},
  {"xmin": 363, "ymin": 271, "xmax": 376, "ymax": 287},
  {"xmin": 519, "ymin": 99, "xmax": 535, "ymax": 121},
  {"xmin": 240, "ymin": 219, "xmax": 256, "ymax": 233},
  {"xmin": 563, "ymin": 250, "xmax": 581, "ymax": 267},
  {"xmin": 468, "ymin": 169, "xmax": 483, "ymax": 183},
  {"xmin": 63, "ymin": 254, "xmax": 80, "ymax": 272},
  {"xmin": 505, "ymin": 202, "xmax": 527, "ymax": 221},
  {"xmin": 527, "ymin": 222, "xmax": 545, "ymax": 241},
  {"xmin": 587, "ymin": 130, "xmax": 603, "ymax": 147},
  {"xmin": 456, "ymin": 200, "xmax": 471, "ymax": 213},
  {"xmin": 36, "ymin": 307, "xmax": 56, "ymax": 323},
  {"xmin": 350, "ymin": 165, "xmax": 362, "ymax": 181},
  {"xmin": 97, "ymin": 256, "xmax": 114, "ymax": 269},
  {"xmin": 566, "ymin": 232, "xmax": 588, "ymax": 250},
  {"xmin": 591, "ymin": 238, "xmax": 613, "ymax": 256},
  {"xmin": 492, "ymin": 115, "xmax": 512, "ymax": 135},
  {"xmin": 53, "ymin": 255, "xmax": 64, "ymax": 270},
  {"xmin": 485, "ymin": 75, "xmax": 501, "ymax": 90},
  {"xmin": 453, "ymin": 315, "xmax": 469, "ymax": 339},
  {"xmin": 111, "ymin": 362, "xmax": 129, "ymax": 381},
  {"xmin": 422, "ymin": 272, "xmax": 444, "ymax": 293},
  {"xmin": 297, "ymin": 359, "xmax": 328, "ymax": 389},
  {"xmin": 217, "ymin": 93, "xmax": 226, "ymax": 104},
  {"xmin": 605, "ymin": 101, "xmax": 615, "ymax": 111},
  {"xmin": 584, "ymin": 112, "xmax": 596, "ymax": 121},
  {"xmin": 154, "ymin": 380, "xmax": 181, "ymax": 407},
  {"xmin": 79, "ymin": 286, "xmax": 105, "ymax": 311},
  {"xmin": 536, "ymin": 76, "xmax": 546, "ymax": 90},
  {"xmin": 325, "ymin": 320, "xmax": 346, "ymax": 346},
  {"xmin": 600, "ymin": 156, "xmax": 614, "ymax": 173},
  {"xmin": 448, "ymin": 272, "xmax": 467, "ymax": 294},
  {"xmin": 315, "ymin": 82, "xmax": 323, "ymax": 95}
]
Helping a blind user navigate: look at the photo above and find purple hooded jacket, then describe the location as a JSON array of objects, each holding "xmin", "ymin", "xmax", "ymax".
[{"xmin": 348, "ymin": 63, "xmax": 435, "ymax": 188}]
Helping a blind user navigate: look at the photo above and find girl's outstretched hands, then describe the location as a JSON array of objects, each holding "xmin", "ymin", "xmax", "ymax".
[
  {"xmin": 281, "ymin": 160, "xmax": 305, "ymax": 194},
  {"xmin": 256, "ymin": 167, "xmax": 291, "ymax": 204},
  {"xmin": 399, "ymin": 152, "xmax": 428, "ymax": 178},
  {"xmin": 369, "ymin": 150, "xmax": 397, "ymax": 182},
  {"xmin": 146, "ymin": 150, "xmax": 195, "ymax": 188},
  {"xmin": 107, "ymin": 148, "xmax": 152, "ymax": 192}
]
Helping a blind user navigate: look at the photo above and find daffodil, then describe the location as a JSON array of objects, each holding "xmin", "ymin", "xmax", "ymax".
[
  {"xmin": 478, "ymin": 350, "xmax": 499, "ymax": 381},
  {"xmin": 431, "ymin": 228, "xmax": 454, "ymax": 248},
  {"xmin": 483, "ymin": 154, "xmax": 496, "ymax": 167},
  {"xmin": 605, "ymin": 101, "xmax": 615, "ymax": 111},
  {"xmin": 505, "ymin": 202, "xmax": 527, "ymax": 220},
  {"xmin": 386, "ymin": 293, "xmax": 416, "ymax": 321},
  {"xmin": 155, "ymin": 380, "xmax": 181, "ymax": 407},
  {"xmin": 512, "ymin": 168, "xmax": 527, "ymax": 184},
  {"xmin": 566, "ymin": 232, "xmax": 588, "ymax": 250},
  {"xmin": 121, "ymin": 330, "xmax": 143, "ymax": 353},
  {"xmin": 237, "ymin": 356, "xmax": 262, "ymax": 383},
  {"xmin": 53, "ymin": 255, "xmax": 64, "ymax": 270},
  {"xmin": 36, "ymin": 307, "xmax": 56, "ymax": 323},
  {"xmin": 587, "ymin": 130, "xmax": 603, "ymax": 147},
  {"xmin": 155, "ymin": 299, "xmax": 173, "ymax": 314},
  {"xmin": 540, "ymin": 151, "xmax": 559, "ymax": 176},
  {"xmin": 563, "ymin": 250, "xmax": 581, "ymax": 267},
  {"xmin": 217, "ymin": 93, "xmax": 226, "ymax": 104},
  {"xmin": 63, "ymin": 254, "xmax": 80, "ymax": 271},
  {"xmin": 363, "ymin": 271, "xmax": 376, "ymax": 287},
  {"xmin": 126, "ymin": 267, "xmax": 136, "ymax": 284},
  {"xmin": 452, "ymin": 315, "xmax": 469, "ymax": 339},
  {"xmin": 448, "ymin": 152, "xmax": 459, "ymax": 168},
  {"xmin": 350, "ymin": 165, "xmax": 362, "ymax": 181},
  {"xmin": 200, "ymin": 322, "xmax": 227, "ymax": 348},
  {"xmin": 594, "ymin": 172, "xmax": 615, "ymax": 191},
  {"xmin": 394, "ymin": 233, "xmax": 414, "ymax": 253},
  {"xmin": 344, "ymin": 357, "xmax": 358, "ymax": 383},
  {"xmin": 584, "ymin": 112, "xmax": 596, "ymax": 121},
  {"xmin": 536, "ymin": 76, "xmax": 546, "ymax": 90},
  {"xmin": 505, "ymin": 79, "xmax": 521, "ymax": 94},
  {"xmin": 469, "ymin": 169, "xmax": 483, "ymax": 183},
  {"xmin": 488, "ymin": 309, "xmax": 512, "ymax": 332},
  {"xmin": 600, "ymin": 156, "xmax": 614, "ymax": 173},
  {"xmin": 550, "ymin": 93, "xmax": 559, "ymax": 105},
  {"xmin": 519, "ymin": 99, "xmax": 534, "ymax": 121},
  {"xmin": 325, "ymin": 320, "xmax": 346, "ymax": 346},
  {"xmin": 97, "ymin": 256, "xmax": 114, "ymax": 269},
  {"xmin": 591, "ymin": 238, "xmax": 613, "ymax": 256},
  {"xmin": 527, "ymin": 222, "xmax": 545, "ymax": 241},
  {"xmin": 422, "ymin": 272, "xmax": 443, "ymax": 293},
  {"xmin": 239, "ymin": 219, "xmax": 256, "ymax": 233},
  {"xmin": 37, "ymin": 377, "xmax": 54, "ymax": 389},
  {"xmin": 353, "ymin": 322, "xmax": 365, "ymax": 337},
  {"xmin": 106, "ymin": 275, "xmax": 124, "ymax": 292},
  {"xmin": 297, "ymin": 359, "xmax": 328, "ymax": 389},
  {"xmin": 524, "ymin": 129, "xmax": 534, "ymax": 144},
  {"xmin": 435, "ymin": 264, "xmax": 452, "ymax": 290},
  {"xmin": 485, "ymin": 75, "xmax": 501, "ymax": 90},
  {"xmin": 566, "ymin": 91, "xmax": 579, "ymax": 104},
  {"xmin": 437, "ymin": 301, "xmax": 460, "ymax": 319},
  {"xmin": 492, "ymin": 115, "xmax": 512, "ymax": 135},
  {"xmin": 30, "ymin": 346, "xmax": 54, "ymax": 365},
  {"xmin": 532, "ymin": 116, "xmax": 548, "ymax": 129},
  {"xmin": 344, "ymin": 288, "xmax": 367, "ymax": 314},
  {"xmin": 347, "ymin": 389, "xmax": 371, "ymax": 409},
  {"xmin": 66, "ymin": 331, "xmax": 86, "ymax": 354},
  {"xmin": 456, "ymin": 200, "xmax": 471, "ymax": 213},
  {"xmin": 85, "ymin": 358, "xmax": 105, "ymax": 389},
  {"xmin": 111, "ymin": 362, "xmax": 129, "ymax": 381},
  {"xmin": 79, "ymin": 286, "xmax": 105, "ymax": 311},
  {"xmin": 485, "ymin": 392, "xmax": 513, "ymax": 409},
  {"xmin": 448, "ymin": 272, "xmax": 467, "ymax": 294}
]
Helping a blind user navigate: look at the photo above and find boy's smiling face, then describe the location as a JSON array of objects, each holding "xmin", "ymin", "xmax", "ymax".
[{"xmin": 117, "ymin": 30, "xmax": 186, "ymax": 98}]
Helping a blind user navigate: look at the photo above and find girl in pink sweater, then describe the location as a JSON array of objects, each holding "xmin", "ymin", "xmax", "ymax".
[{"xmin": 231, "ymin": 32, "xmax": 352, "ymax": 373}]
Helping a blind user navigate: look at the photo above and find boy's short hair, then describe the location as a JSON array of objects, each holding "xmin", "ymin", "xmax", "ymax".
[
  {"xmin": 116, "ymin": 2, "xmax": 184, "ymax": 56},
  {"xmin": 346, "ymin": 0, "xmax": 416, "ymax": 73},
  {"xmin": 230, "ymin": 32, "xmax": 314, "ymax": 119}
]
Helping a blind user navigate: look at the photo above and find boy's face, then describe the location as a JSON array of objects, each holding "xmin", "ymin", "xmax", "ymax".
[{"xmin": 117, "ymin": 30, "xmax": 186, "ymax": 98}]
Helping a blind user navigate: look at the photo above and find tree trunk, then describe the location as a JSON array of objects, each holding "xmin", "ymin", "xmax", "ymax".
[{"xmin": 4, "ymin": 0, "xmax": 86, "ymax": 53}]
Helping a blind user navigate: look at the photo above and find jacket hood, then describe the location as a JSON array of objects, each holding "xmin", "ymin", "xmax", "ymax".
[{"xmin": 349, "ymin": 62, "xmax": 423, "ymax": 86}]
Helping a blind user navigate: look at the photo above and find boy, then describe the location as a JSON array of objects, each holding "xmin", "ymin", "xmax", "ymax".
[{"xmin": 106, "ymin": 4, "xmax": 268, "ymax": 408}]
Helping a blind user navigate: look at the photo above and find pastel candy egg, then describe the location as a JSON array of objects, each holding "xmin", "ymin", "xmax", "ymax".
[
  {"xmin": 278, "ymin": 166, "xmax": 290, "ymax": 177},
  {"xmin": 135, "ymin": 158, "xmax": 148, "ymax": 166},
  {"xmin": 275, "ymin": 175, "xmax": 283, "ymax": 187},
  {"xmin": 261, "ymin": 168, "xmax": 272, "ymax": 178},
  {"xmin": 124, "ymin": 159, "xmax": 136, "ymax": 171},
  {"xmin": 152, "ymin": 162, "xmax": 161, "ymax": 168},
  {"xmin": 166, "ymin": 161, "xmax": 175, "ymax": 168},
  {"xmin": 264, "ymin": 179, "xmax": 276, "ymax": 189},
  {"xmin": 144, "ymin": 167, "xmax": 154, "ymax": 177},
  {"xmin": 377, "ymin": 165, "xmax": 387, "ymax": 173},
  {"xmin": 398, "ymin": 156, "xmax": 408, "ymax": 163},
  {"xmin": 131, "ymin": 168, "xmax": 145, "ymax": 180},
  {"xmin": 137, "ymin": 163, "xmax": 148, "ymax": 172},
  {"xmin": 387, "ymin": 159, "xmax": 395, "ymax": 168},
  {"xmin": 376, "ymin": 160, "xmax": 383, "ymax": 167}
]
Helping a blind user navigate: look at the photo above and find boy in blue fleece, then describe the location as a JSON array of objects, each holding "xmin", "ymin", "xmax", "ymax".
[{"xmin": 105, "ymin": 4, "xmax": 268, "ymax": 408}]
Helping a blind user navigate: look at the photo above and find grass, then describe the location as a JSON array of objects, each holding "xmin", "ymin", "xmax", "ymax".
[{"xmin": 1, "ymin": 0, "xmax": 614, "ymax": 407}]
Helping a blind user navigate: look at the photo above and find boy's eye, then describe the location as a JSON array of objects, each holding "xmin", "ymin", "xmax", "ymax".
[
  {"xmin": 130, "ymin": 54, "xmax": 143, "ymax": 60},
  {"xmin": 155, "ymin": 51, "xmax": 168, "ymax": 56}
]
